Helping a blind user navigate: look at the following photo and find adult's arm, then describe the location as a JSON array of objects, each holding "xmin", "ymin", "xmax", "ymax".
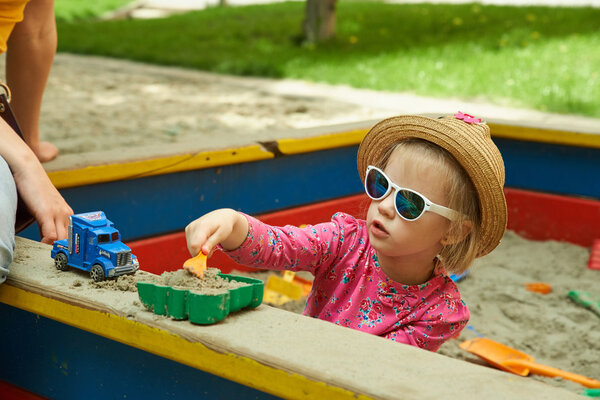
[{"xmin": 0, "ymin": 153, "xmax": 17, "ymax": 282}]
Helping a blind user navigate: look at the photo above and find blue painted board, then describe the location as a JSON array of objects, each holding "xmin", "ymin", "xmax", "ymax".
[
  {"xmin": 496, "ymin": 138, "xmax": 600, "ymax": 200},
  {"xmin": 19, "ymin": 139, "xmax": 600, "ymax": 243},
  {"xmin": 21, "ymin": 147, "xmax": 361, "ymax": 241},
  {"xmin": 0, "ymin": 303, "xmax": 280, "ymax": 400}
]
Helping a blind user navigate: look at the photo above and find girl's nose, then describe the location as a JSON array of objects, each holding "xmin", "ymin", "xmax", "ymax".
[{"xmin": 377, "ymin": 191, "xmax": 396, "ymax": 219}]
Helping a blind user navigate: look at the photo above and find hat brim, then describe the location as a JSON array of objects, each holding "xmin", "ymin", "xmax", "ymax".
[{"xmin": 357, "ymin": 115, "xmax": 507, "ymax": 257}]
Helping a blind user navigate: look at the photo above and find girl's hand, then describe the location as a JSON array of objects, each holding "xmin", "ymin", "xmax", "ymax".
[{"xmin": 185, "ymin": 209, "xmax": 249, "ymax": 257}]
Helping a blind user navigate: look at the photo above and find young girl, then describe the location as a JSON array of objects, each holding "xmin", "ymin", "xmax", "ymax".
[{"xmin": 185, "ymin": 113, "xmax": 507, "ymax": 352}]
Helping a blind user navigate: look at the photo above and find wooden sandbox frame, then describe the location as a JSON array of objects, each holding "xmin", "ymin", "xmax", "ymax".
[{"xmin": 3, "ymin": 117, "xmax": 599, "ymax": 399}]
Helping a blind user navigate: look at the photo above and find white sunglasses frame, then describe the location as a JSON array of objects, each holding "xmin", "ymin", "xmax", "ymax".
[{"xmin": 365, "ymin": 165, "xmax": 461, "ymax": 221}]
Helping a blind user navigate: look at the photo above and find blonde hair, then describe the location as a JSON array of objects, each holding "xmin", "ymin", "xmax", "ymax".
[{"xmin": 376, "ymin": 139, "xmax": 481, "ymax": 274}]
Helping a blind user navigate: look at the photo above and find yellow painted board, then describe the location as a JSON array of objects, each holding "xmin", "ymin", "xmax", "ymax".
[
  {"xmin": 47, "ymin": 124, "xmax": 599, "ymax": 190},
  {"xmin": 276, "ymin": 123, "xmax": 600, "ymax": 157},
  {"xmin": 489, "ymin": 123, "xmax": 600, "ymax": 149},
  {"xmin": 48, "ymin": 145, "xmax": 274, "ymax": 189},
  {"xmin": 277, "ymin": 129, "xmax": 368, "ymax": 155},
  {"xmin": 0, "ymin": 285, "xmax": 371, "ymax": 400}
]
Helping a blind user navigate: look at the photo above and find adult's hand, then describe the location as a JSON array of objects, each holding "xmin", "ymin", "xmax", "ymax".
[
  {"xmin": 11, "ymin": 153, "xmax": 72, "ymax": 244},
  {"xmin": 0, "ymin": 121, "xmax": 72, "ymax": 244}
]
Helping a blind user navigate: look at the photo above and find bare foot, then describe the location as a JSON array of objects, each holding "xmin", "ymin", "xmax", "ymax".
[{"xmin": 33, "ymin": 141, "xmax": 59, "ymax": 163}]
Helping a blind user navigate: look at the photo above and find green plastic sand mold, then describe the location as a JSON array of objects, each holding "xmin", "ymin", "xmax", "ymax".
[{"xmin": 136, "ymin": 274, "xmax": 264, "ymax": 324}]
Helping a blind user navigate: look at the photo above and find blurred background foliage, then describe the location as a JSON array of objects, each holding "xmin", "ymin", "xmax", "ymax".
[{"xmin": 55, "ymin": 0, "xmax": 600, "ymax": 118}]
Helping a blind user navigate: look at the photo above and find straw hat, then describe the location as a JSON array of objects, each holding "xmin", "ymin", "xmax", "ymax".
[{"xmin": 357, "ymin": 113, "xmax": 507, "ymax": 257}]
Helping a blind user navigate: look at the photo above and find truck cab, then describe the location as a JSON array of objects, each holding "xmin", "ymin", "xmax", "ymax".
[{"xmin": 51, "ymin": 211, "xmax": 139, "ymax": 281}]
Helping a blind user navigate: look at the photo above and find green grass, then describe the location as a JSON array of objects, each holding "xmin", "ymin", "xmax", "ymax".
[
  {"xmin": 55, "ymin": 0, "xmax": 131, "ymax": 21},
  {"xmin": 56, "ymin": 1, "xmax": 600, "ymax": 117}
]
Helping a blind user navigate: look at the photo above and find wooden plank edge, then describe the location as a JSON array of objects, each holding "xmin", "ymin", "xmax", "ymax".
[
  {"xmin": 277, "ymin": 128, "xmax": 369, "ymax": 154},
  {"xmin": 48, "ymin": 145, "xmax": 274, "ymax": 189},
  {"xmin": 489, "ymin": 123, "xmax": 600, "ymax": 149},
  {"xmin": 0, "ymin": 285, "xmax": 372, "ymax": 400},
  {"xmin": 276, "ymin": 122, "xmax": 600, "ymax": 156},
  {"xmin": 46, "ymin": 122, "xmax": 600, "ymax": 189}
]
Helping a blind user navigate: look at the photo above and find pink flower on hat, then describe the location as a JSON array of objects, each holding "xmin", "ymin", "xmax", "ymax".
[{"xmin": 455, "ymin": 111, "xmax": 482, "ymax": 124}]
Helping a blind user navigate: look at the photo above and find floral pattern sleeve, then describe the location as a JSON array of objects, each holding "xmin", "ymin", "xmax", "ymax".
[{"xmin": 223, "ymin": 212, "xmax": 351, "ymax": 274}]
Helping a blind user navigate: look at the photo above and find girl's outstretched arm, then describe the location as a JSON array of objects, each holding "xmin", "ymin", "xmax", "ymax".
[{"xmin": 185, "ymin": 209, "xmax": 249, "ymax": 257}]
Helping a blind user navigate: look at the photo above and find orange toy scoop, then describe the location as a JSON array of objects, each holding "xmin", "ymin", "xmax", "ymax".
[
  {"xmin": 183, "ymin": 253, "xmax": 207, "ymax": 279},
  {"xmin": 460, "ymin": 338, "xmax": 600, "ymax": 388}
]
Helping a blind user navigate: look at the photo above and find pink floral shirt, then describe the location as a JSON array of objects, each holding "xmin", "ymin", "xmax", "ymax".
[{"xmin": 225, "ymin": 212, "xmax": 469, "ymax": 352}]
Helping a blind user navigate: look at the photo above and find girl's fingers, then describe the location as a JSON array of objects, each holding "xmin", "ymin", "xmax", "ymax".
[
  {"xmin": 202, "ymin": 227, "xmax": 225, "ymax": 256},
  {"xmin": 186, "ymin": 210, "xmax": 236, "ymax": 256},
  {"xmin": 186, "ymin": 221, "xmax": 217, "ymax": 256}
]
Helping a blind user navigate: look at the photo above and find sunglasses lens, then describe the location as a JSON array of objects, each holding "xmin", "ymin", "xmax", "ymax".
[
  {"xmin": 396, "ymin": 190, "xmax": 425, "ymax": 220},
  {"xmin": 365, "ymin": 168, "xmax": 389, "ymax": 199}
]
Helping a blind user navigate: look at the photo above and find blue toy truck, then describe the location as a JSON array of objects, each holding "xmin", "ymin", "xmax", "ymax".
[{"xmin": 51, "ymin": 211, "xmax": 139, "ymax": 282}]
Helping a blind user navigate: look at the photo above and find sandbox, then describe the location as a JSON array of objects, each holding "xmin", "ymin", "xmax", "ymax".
[
  {"xmin": 0, "ymin": 236, "xmax": 589, "ymax": 399},
  {"xmin": 5, "ymin": 56, "xmax": 600, "ymax": 398}
]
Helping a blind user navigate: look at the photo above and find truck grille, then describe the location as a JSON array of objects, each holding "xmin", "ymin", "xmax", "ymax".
[
  {"xmin": 117, "ymin": 251, "xmax": 132, "ymax": 266},
  {"xmin": 114, "ymin": 265, "xmax": 135, "ymax": 275}
]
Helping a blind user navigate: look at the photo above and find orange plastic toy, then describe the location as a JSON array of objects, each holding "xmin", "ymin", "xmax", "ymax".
[
  {"xmin": 525, "ymin": 282, "xmax": 552, "ymax": 294},
  {"xmin": 460, "ymin": 338, "xmax": 600, "ymax": 388},
  {"xmin": 183, "ymin": 253, "xmax": 207, "ymax": 279}
]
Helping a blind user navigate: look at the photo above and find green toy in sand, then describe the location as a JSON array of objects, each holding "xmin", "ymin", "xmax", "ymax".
[
  {"xmin": 568, "ymin": 291, "xmax": 600, "ymax": 317},
  {"xmin": 584, "ymin": 388, "xmax": 600, "ymax": 398}
]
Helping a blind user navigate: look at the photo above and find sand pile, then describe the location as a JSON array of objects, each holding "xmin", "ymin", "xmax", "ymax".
[{"xmin": 91, "ymin": 267, "xmax": 248, "ymax": 295}]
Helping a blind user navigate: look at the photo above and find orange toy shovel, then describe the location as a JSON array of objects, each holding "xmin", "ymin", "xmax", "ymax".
[
  {"xmin": 183, "ymin": 253, "xmax": 207, "ymax": 279},
  {"xmin": 460, "ymin": 338, "xmax": 600, "ymax": 388}
]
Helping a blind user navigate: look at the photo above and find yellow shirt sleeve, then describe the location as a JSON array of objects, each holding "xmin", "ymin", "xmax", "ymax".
[{"xmin": 0, "ymin": 0, "xmax": 31, "ymax": 53}]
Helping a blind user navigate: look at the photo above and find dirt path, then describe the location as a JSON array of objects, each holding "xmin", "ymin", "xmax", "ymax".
[
  {"xmin": 22, "ymin": 53, "xmax": 599, "ymax": 172},
  {"xmin": 33, "ymin": 53, "xmax": 391, "ymax": 170}
]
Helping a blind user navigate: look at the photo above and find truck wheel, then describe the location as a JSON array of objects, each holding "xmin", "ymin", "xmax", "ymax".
[
  {"xmin": 55, "ymin": 253, "xmax": 69, "ymax": 271},
  {"xmin": 90, "ymin": 264, "xmax": 105, "ymax": 282}
]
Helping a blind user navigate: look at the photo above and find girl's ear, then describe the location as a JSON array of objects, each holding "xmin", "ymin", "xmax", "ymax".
[{"xmin": 441, "ymin": 220, "xmax": 473, "ymax": 245}]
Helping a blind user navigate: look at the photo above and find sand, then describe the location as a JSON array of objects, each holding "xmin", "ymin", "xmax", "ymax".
[
  {"xmin": 439, "ymin": 232, "xmax": 600, "ymax": 393},
  {"xmin": 8, "ymin": 53, "xmax": 599, "ymax": 395},
  {"xmin": 90, "ymin": 266, "xmax": 247, "ymax": 294}
]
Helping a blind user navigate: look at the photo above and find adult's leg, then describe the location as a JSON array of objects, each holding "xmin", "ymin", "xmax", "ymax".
[
  {"xmin": 0, "ymin": 156, "xmax": 17, "ymax": 284},
  {"xmin": 6, "ymin": 0, "xmax": 58, "ymax": 162}
]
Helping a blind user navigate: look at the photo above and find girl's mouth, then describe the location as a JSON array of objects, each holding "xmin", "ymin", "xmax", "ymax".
[{"xmin": 370, "ymin": 220, "xmax": 389, "ymax": 237}]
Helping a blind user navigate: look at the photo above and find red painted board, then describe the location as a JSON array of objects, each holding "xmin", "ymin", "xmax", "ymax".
[
  {"xmin": 0, "ymin": 380, "xmax": 47, "ymax": 400},
  {"xmin": 128, "ymin": 189, "xmax": 600, "ymax": 275},
  {"xmin": 129, "ymin": 194, "xmax": 368, "ymax": 274},
  {"xmin": 505, "ymin": 188, "xmax": 600, "ymax": 247}
]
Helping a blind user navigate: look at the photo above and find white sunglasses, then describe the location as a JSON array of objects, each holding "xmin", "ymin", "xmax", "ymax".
[{"xmin": 364, "ymin": 165, "xmax": 461, "ymax": 221}]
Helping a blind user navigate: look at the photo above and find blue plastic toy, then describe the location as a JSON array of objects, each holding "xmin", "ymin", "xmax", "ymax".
[
  {"xmin": 51, "ymin": 211, "xmax": 139, "ymax": 282},
  {"xmin": 450, "ymin": 269, "xmax": 470, "ymax": 282}
]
